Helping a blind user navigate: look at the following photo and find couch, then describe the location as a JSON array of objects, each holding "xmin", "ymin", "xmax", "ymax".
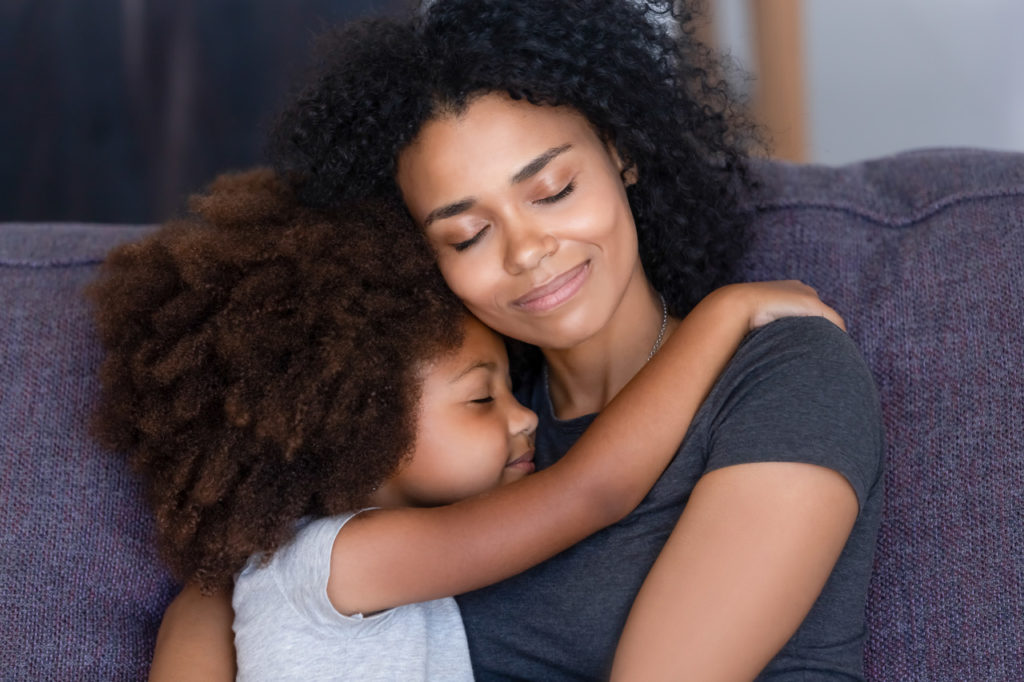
[{"xmin": 2, "ymin": 147, "xmax": 1021, "ymax": 680}]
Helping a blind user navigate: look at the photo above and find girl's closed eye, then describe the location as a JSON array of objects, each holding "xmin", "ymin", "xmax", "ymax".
[
  {"xmin": 535, "ymin": 180, "xmax": 575, "ymax": 205},
  {"xmin": 470, "ymin": 395, "xmax": 495, "ymax": 404}
]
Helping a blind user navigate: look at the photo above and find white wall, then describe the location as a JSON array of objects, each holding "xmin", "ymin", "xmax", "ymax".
[{"xmin": 713, "ymin": 0, "xmax": 1024, "ymax": 165}]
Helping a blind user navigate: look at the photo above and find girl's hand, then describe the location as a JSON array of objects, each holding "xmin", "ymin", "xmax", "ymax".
[{"xmin": 712, "ymin": 281, "xmax": 846, "ymax": 333}]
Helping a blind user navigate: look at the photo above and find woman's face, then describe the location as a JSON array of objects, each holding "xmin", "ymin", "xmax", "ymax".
[{"xmin": 396, "ymin": 94, "xmax": 645, "ymax": 350}]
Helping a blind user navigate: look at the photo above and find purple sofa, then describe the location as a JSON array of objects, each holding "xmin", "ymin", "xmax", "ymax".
[{"xmin": 2, "ymin": 148, "xmax": 1022, "ymax": 679}]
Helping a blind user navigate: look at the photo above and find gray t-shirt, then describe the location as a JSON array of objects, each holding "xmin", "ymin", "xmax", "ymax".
[
  {"xmin": 457, "ymin": 316, "xmax": 885, "ymax": 680},
  {"xmin": 233, "ymin": 512, "xmax": 474, "ymax": 681}
]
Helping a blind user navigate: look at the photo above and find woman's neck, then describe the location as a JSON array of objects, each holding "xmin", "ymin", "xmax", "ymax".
[{"xmin": 543, "ymin": 271, "xmax": 677, "ymax": 420}]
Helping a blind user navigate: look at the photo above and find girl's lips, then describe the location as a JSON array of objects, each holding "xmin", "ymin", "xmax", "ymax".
[
  {"xmin": 506, "ymin": 450, "xmax": 536, "ymax": 473},
  {"xmin": 507, "ymin": 460, "xmax": 536, "ymax": 474},
  {"xmin": 513, "ymin": 261, "xmax": 590, "ymax": 312}
]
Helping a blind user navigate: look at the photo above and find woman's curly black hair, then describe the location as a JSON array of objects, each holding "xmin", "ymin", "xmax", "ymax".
[
  {"xmin": 88, "ymin": 168, "xmax": 464, "ymax": 592},
  {"xmin": 269, "ymin": 0, "xmax": 756, "ymax": 321}
]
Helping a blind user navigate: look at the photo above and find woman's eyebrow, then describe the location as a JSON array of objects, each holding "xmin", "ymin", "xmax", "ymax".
[
  {"xmin": 424, "ymin": 198, "xmax": 477, "ymax": 227},
  {"xmin": 423, "ymin": 144, "xmax": 573, "ymax": 227},
  {"xmin": 510, "ymin": 144, "xmax": 573, "ymax": 185}
]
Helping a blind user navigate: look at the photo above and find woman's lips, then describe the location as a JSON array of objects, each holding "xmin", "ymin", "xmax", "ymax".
[{"xmin": 513, "ymin": 261, "xmax": 590, "ymax": 312}]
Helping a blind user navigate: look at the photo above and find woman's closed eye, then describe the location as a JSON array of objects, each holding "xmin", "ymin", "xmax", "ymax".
[
  {"xmin": 453, "ymin": 225, "xmax": 490, "ymax": 252},
  {"xmin": 535, "ymin": 180, "xmax": 576, "ymax": 205},
  {"xmin": 470, "ymin": 395, "xmax": 494, "ymax": 404}
]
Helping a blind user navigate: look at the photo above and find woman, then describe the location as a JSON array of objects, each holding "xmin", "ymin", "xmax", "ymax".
[{"xmin": 154, "ymin": 1, "xmax": 883, "ymax": 679}]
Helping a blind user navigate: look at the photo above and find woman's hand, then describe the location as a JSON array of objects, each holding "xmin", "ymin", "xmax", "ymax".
[
  {"xmin": 709, "ymin": 280, "xmax": 846, "ymax": 333},
  {"xmin": 149, "ymin": 583, "xmax": 236, "ymax": 682}
]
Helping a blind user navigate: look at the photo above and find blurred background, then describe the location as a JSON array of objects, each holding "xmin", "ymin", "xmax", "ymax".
[
  {"xmin": 710, "ymin": 0, "xmax": 1024, "ymax": 166},
  {"xmin": 3, "ymin": 0, "xmax": 1023, "ymax": 224},
  {"xmin": 1, "ymin": 0, "xmax": 407, "ymax": 224}
]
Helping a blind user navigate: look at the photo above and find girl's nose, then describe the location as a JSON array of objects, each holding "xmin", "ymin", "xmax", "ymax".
[{"xmin": 508, "ymin": 396, "xmax": 539, "ymax": 439}]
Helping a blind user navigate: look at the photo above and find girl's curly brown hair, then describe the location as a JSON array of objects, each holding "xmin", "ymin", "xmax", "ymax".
[{"xmin": 88, "ymin": 168, "xmax": 464, "ymax": 592}]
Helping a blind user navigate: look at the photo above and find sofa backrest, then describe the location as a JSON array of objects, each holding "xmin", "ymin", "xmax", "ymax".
[
  {"xmin": 1, "ymin": 148, "xmax": 1021, "ymax": 679},
  {"xmin": 739, "ymin": 148, "xmax": 1024, "ymax": 679},
  {"xmin": 1, "ymin": 222, "xmax": 170, "ymax": 679}
]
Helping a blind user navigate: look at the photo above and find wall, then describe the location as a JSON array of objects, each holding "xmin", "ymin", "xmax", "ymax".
[
  {"xmin": 713, "ymin": 0, "xmax": 1024, "ymax": 165},
  {"xmin": 0, "ymin": 0, "xmax": 405, "ymax": 223}
]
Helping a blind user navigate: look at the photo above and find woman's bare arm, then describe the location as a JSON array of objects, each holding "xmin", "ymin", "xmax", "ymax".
[
  {"xmin": 610, "ymin": 310, "xmax": 873, "ymax": 680},
  {"xmin": 149, "ymin": 583, "xmax": 235, "ymax": 681},
  {"xmin": 328, "ymin": 282, "xmax": 844, "ymax": 616},
  {"xmin": 610, "ymin": 461, "xmax": 858, "ymax": 681}
]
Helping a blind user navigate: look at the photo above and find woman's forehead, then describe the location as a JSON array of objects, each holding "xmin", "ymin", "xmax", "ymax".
[
  {"xmin": 410, "ymin": 95, "xmax": 594, "ymax": 161},
  {"xmin": 396, "ymin": 94, "xmax": 604, "ymax": 206}
]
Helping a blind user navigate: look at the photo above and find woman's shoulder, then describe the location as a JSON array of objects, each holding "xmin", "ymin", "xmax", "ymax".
[
  {"xmin": 713, "ymin": 315, "xmax": 880, "ymax": 427},
  {"xmin": 700, "ymin": 316, "xmax": 884, "ymax": 506},
  {"xmin": 740, "ymin": 315, "xmax": 860, "ymax": 361},
  {"xmin": 724, "ymin": 316, "xmax": 876, "ymax": 396}
]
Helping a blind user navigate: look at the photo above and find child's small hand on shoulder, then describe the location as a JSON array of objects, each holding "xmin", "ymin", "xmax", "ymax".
[{"xmin": 705, "ymin": 281, "xmax": 846, "ymax": 333}]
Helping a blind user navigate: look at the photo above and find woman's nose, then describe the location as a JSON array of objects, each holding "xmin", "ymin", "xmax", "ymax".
[{"xmin": 503, "ymin": 220, "xmax": 558, "ymax": 273}]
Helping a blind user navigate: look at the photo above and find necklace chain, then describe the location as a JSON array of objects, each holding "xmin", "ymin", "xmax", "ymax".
[
  {"xmin": 543, "ymin": 293, "xmax": 669, "ymax": 410},
  {"xmin": 647, "ymin": 294, "xmax": 668, "ymax": 362}
]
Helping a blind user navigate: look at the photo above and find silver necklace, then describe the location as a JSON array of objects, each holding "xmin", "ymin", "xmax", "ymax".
[
  {"xmin": 543, "ymin": 293, "xmax": 669, "ymax": 413},
  {"xmin": 647, "ymin": 294, "xmax": 668, "ymax": 362}
]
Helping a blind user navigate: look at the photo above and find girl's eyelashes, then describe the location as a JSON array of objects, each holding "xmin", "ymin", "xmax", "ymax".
[
  {"xmin": 535, "ymin": 180, "xmax": 576, "ymax": 205},
  {"xmin": 453, "ymin": 225, "xmax": 489, "ymax": 252},
  {"xmin": 470, "ymin": 396, "xmax": 494, "ymax": 404}
]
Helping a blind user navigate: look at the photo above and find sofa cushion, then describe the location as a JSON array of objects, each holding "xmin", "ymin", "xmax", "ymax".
[
  {"xmin": 1, "ymin": 222, "xmax": 173, "ymax": 680},
  {"xmin": 740, "ymin": 148, "xmax": 1024, "ymax": 680}
]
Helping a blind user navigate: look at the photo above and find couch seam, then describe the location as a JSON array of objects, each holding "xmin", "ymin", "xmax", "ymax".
[
  {"xmin": 0, "ymin": 258, "xmax": 105, "ymax": 268},
  {"xmin": 5, "ymin": 187, "xmax": 1024, "ymax": 267},
  {"xmin": 744, "ymin": 186, "xmax": 1024, "ymax": 229}
]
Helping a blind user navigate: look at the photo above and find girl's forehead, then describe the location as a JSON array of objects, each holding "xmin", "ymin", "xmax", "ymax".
[{"xmin": 419, "ymin": 315, "xmax": 508, "ymax": 386}]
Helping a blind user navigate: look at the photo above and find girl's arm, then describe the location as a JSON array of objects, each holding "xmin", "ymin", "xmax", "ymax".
[{"xmin": 328, "ymin": 281, "xmax": 844, "ymax": 615}]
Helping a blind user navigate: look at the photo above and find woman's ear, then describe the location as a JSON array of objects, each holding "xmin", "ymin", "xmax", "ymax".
[
  {"xmin": 605, "ymin": 141, "xmax": 639, "ymax": 187},
  {"xmin": 621, "ymin": 163, "xmax": 639, "ymax": 187}
]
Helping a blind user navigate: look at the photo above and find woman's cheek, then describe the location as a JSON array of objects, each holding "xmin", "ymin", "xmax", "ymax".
[{"xmin": 440, "ymin": 249, "xmax": 501, "ymax": 302}]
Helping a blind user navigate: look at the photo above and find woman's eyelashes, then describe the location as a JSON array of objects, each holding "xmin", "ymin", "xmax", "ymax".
[
  {"xmin": 449, "ymin": 180, "xmax": 575, "ymax": 252},
  {"xmin": 453, "ymin": 225, "xmax": 489, "ymax": 252},
  {"xmin": 470, "ymin": 395, "xmax": 495, "ymax": 404},
  {"xmin": 535, "ymin": 180, "xmax": 576, "ymax": 205}
]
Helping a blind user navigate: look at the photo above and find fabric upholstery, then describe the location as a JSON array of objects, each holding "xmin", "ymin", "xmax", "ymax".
[
  {"xmin": 1, "ymin": 148, "xmax": 1021, "ymax": 679},
  {"xmin": 739, "ymin": 148, "xmax": 1024, "ymax": 680},
  {"xmin": 1, "ymin": 223, "xmax": 171, "ymax": 680}
]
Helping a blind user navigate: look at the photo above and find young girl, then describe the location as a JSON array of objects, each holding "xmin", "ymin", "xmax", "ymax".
[{"xmin": 91, "ymin": 169, "xmax": 842, "ymax": 679}]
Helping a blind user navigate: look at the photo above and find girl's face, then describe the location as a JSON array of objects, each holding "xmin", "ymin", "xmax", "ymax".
[
  {"xmin": 396, "ymin": 94, "xmax": 645, "ymax": 350},
  {"xmin": 376, "ymin": 314, "xmax": 538, "ymax": 507}
]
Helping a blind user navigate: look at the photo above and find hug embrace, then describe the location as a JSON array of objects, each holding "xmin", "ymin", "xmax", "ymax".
[{"xmin": 90, "ymin": 0, "xmax": 883, "ymax": 679}]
